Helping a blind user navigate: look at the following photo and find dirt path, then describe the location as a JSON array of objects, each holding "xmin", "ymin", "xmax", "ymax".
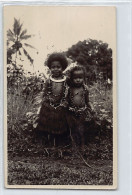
[{"xmin": 8, "ymin": 153, "xmax": 113, "ymax": 186}]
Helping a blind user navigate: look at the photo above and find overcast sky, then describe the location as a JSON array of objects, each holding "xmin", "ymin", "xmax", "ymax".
[{"xmin": 4, "ymin": 6, "xmax": 116, "ymax": 73}]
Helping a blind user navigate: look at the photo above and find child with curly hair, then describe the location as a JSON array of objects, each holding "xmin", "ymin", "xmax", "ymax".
[
  {"xmin": 66, "ymin": 65, "xmax": 95, "ymax": 148},
  {"xmin": 35, "ymin": 53, "xmax": 69, "ymax": 146}
]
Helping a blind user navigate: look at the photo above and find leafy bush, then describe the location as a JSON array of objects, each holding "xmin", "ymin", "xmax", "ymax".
[{"xmin": 66, "ymin": 39, "xmax": 112, "ymax": 82}]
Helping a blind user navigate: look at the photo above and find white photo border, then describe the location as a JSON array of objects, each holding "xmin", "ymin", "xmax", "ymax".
[{"xmin": 0, "ymin": 0, "xmax": 132, "ymax": 194}]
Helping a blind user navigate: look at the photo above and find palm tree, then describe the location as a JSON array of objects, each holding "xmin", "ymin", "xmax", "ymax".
[{"xmin": 7, "ymin": 18, "xmax": 36, "ymax": 65}]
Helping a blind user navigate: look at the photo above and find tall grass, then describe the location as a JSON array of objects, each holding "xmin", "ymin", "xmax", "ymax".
[
  {"xmin": 7, "ymin": 83, "xmax": 35, "ymax": 154},
  {"xmin": 7, "ymin": 80, "xmax": 112, "ymax": 154}
]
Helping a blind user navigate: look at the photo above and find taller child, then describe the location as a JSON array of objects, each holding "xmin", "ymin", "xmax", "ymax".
[{"xmin": 36, "ymin": 53, "xmax": 68, "ymax": 146}]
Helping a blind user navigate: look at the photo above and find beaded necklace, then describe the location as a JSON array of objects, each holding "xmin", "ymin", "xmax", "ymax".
[
  {"xmin": 48, "ymin": 76, "xmax": 67, "ymax": 109},
  {"xmin": 50, "ymin": 75, "xmax": 66, "ymax": 82},
  {"xmin": 69, "ymin": 85, "xmax": 87, "ymax": 112}
]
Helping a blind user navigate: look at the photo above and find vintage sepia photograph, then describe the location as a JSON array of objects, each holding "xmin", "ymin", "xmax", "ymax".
[{"xmin": 4, "ymin": 6, "xmax": 117, "ymax": 189}]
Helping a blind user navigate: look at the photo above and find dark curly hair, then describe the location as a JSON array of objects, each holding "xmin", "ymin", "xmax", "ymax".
[
  {"xmin": 45, "ymin": 53, "xmax": 68, "ymax": 71},
  {"xmin": 67, "ymin": 65, "xmax": 86, "ymax": 86}
]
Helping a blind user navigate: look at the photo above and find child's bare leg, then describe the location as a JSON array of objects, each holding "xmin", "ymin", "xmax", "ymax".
[
  {"xmin": 81, "ymin": 136, "xmax": 85, "ymax": 150},
  {"xmin": 78, "ymin": 124, "xmax": 85, "ymax": 150},
  {"xmin": 48, "ymin": 134, "xmax": 50, "ymax": 141},
  {"xmin": 53, "ymin": 137, "xmax": 56, "ymax": 147},
  {"xmin": 50, "ymin": 134, "xmax": 56, "ymax": 147}
]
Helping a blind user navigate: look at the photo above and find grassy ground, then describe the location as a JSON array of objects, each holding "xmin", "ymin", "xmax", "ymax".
[{"xmin": 7, "ymin": 81, "xmax": 113, "ymax": 186}]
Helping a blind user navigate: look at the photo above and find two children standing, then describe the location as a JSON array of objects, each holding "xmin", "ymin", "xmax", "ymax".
[{"xmin": 35, "ymin": 53, "xmax": 95, "ymax": 147}]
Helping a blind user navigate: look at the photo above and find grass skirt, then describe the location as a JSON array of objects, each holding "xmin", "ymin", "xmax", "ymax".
[
  {"xmin": 66, "ymin": 107, "xmax": 100, "ymax": 144},
  {"xmin": 36, "ymin": 102, "xmax": 68, "ymax": 135}
]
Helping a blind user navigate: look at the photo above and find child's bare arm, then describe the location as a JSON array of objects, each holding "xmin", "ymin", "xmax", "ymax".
[
  {"xmin": 84, "ymin": 85, "xmax": 90, "ymax": 106},
  {"xmin": 61, "ymin": 86, "xmax": 70, "ymax": 108},
  {"xmin": 85, "ymin": 85, "xmax": 95, "ymax": 113}
]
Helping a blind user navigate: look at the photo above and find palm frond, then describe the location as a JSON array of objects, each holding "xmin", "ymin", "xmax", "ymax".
[
  {"xmin": 18, "ymin": 50, "xmax": 22, "ymax": 56},
  {"xmin": 7, "ymin": 36, "xmax": 15, "ymax": 42},
  {"xmin": 7, "ymin": 29, "xmax": 15, "ymax": 37},
  {"xmin": 24, "ymin": 43, "xmax": 36, "ymax": 49},
  {"xmin": 17, "ymin": 23, "xmax": 23, "ymax": 36},
  {"xmin": 22, "ymin": 47, "xmax": 34, "ymax": 64},
  {"xmin": 13, "ymin": 18, "xmax": 23, "ymax": 36},
  {"xmin": 20, "ymin": 29, "xmax": 27, "ymax": 38},
  {"xmin": 7, "ymin": 29, "xmax": 15, "ymax": 42},
  {"xmin": 20, "ymin": 35, "xmax": 32, "ymax": 40},
  {"xmin": 7, "ymin": 42, "xmax": 15, "ymax": 49},
  {"xmin": 7, "ymin": 40, "xmax": 9, "ymax": 46},
  {"xmin": 13, "ymin": 18, "xmax": 19, "ymax": 35}
]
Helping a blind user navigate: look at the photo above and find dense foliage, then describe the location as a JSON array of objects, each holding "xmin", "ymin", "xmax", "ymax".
[{"xmin": 66, "ymin": 39, "xmax": 112, "ymax": 81}]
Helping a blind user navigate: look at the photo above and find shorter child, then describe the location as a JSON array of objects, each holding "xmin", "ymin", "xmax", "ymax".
[{"xmin": 66, "ymin": 65, "xmax": 94, "ymax": 148}]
